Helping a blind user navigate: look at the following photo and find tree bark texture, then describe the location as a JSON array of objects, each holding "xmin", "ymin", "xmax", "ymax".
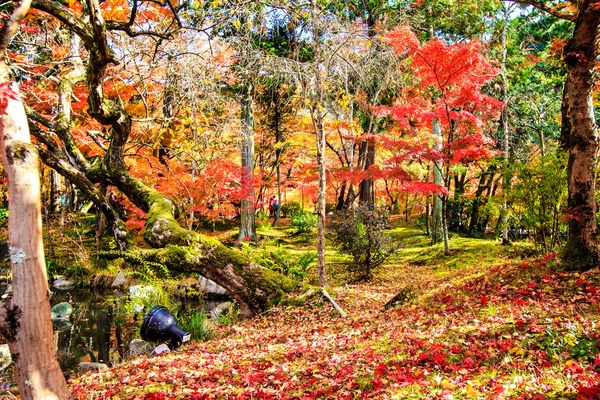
[
  {"xmin": 431, "ymin": 118, "xmax": 444, "ymax": 244},
  {"xmin": 0, "ymin": 62, "xmax": 71, "ymax": 400},
  {"xmin": 238, "ymin": 87, "xmax": 257, "ymax": 242},
  {"xmin": 560, "ymin": 3, "xmax": 599, "ymax": 271},
  {"xmin": 0, "ymin": 1, "xmax": 71, "ymax": 398}
]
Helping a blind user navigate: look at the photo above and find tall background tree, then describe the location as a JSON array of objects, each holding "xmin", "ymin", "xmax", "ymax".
[{"xmin": 507, "ymin": 0, "xmax": 600, "ymax": 271}]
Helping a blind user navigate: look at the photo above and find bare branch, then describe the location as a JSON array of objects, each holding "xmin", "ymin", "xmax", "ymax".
[
  {"xmin": 0, "ymin": 0, "xmax": 32, "ymax": 54},
  {"xmin": 506, "ymin": 0, "xmax": 577, "ymax": 21}
]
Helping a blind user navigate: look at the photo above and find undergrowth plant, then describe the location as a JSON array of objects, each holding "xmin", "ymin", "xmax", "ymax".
[
  {"xmin": 290, "ymin": 210, "xmax": 318, "ymax": 238},
  {"xmin": 177, "ymin": 310, "xmax": 213, "ymax": 341},
  {"xmin": 243, "ymin": 246, "xmax": 316, "ymax": 282},
  {"xmin": 331, "ymin": 204, "xmax": 399, "ymax": 281}
]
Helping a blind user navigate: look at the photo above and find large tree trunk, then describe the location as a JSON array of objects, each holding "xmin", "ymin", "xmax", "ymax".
[
  {"xmin": 238, "ymin": 86, "xmax": 257, "ymax": 242},
  {"xmin": 560, "ymin": 4, "xmax": 599, "ymax": 271},
  {"xmin": 0, "ymin": 2, "xmax": 70, "ymax": 395}
]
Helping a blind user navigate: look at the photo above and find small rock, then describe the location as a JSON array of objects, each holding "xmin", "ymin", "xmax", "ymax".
[
  {"xmin": 0, "ymin": 344, "xmax": 11, "ymax": 371},
  {"xmin": 198, "ymin": 276, "xmax": 228, "ymax": 296},
  {"xmin": 52, "ymin": 277, "xmax": 74, "ymax": 291},
  {"xmin": 151, "ymin": 344, "xmax": 171, "ymax": 356},
  {"xmin": 111, "ymin": 271, "xmax": 126, "ymax": 288},
  {"xmin": 210, "ymin": 301, "xmax": 233, "ymax": 320},
  {"xmin": 77, "ymin": 362, "xmax": 108, "ymax": 374},
  {"xmin": 128, "ymin": 339, "xmax": 154, "ymax": 357}
]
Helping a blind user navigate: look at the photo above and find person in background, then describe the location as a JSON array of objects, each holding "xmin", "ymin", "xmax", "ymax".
[{"xmin": 268, "ymin": 196, "xmax": 275, "ymax": 218}]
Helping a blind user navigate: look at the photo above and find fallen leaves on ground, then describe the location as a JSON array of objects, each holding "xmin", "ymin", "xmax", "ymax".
[{"xmin": 71, "ymin": 249, "xmax": 600, "ymax": 399}]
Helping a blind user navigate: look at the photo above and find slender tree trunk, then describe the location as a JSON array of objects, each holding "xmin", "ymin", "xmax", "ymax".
[
  {"xmin": 501, "ymin": 2, "xmax": 511, "ymax": 245},
  {"xmin": 238, "ymin": 86, "xmax": 257, "ymax": 242},
  {"xmin": 96, "ymin": 183, "xmax": 107, "ymax": 252},
  {"xmin": 358, "ymin": 139, "xmax": 375, "ymax": 209},
  {"xmin": 441, "ymin": 197, "xmax": 450, "ymax": 256},
  {"xmin": 310, "ymin": 0, "xmax": 327, "ymax": 287},
  {"xmin": 468, "ymin": 166, "xmax": 496, "ymax": 236},
  {"xmin": 431, "ymin": 118, "xmax": 444, "ymax": 243},
  {"xmin": 560, "ymin": 4, "xmax": 599, "ymax": 271},
  {"xmin": 273, "ymin": 105, "xmax": 282, "ymax": 227},
  {"xmin": 49, "ymin": 169, "xmax": 63, "ymax": 214},
  {"xmin": 0, "ymin": 3, "xmax": 70, "ymax": 396}
]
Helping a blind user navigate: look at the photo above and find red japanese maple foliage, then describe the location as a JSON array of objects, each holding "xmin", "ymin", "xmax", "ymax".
[{"xmin": 375, "ymin": 26, "xmax": 502, "ymax": 193}]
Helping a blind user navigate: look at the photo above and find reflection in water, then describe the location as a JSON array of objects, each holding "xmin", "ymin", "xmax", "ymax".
[
  {"xmin": 52, "ymin": 291, "xmax": 139, "ymax": 373},
  {"xmin": 0, "ymin": 288, "xmax": 224, "ymax": 395}
]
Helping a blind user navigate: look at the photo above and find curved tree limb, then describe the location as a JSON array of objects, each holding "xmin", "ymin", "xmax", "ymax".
[{"xmin": 507, "ymin": 0, "xmax": 578, "ymax": 21}]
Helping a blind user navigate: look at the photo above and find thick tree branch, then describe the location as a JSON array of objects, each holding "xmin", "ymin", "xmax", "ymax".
[
  {"xmin": 31, "ymin": 0, "xmax": 95, "ymax": 44},
  {"xmin": 506, "ymin": 0, "xmax": 578, "ymax": 21}
]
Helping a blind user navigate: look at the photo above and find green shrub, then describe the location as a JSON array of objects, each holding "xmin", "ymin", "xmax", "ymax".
[
  {"xmin": 0, "ymin": 208, "xmax": 8, "ymax": 225},
  {"xmin": 331, "ymin": 204, "xmax": 399, "ymax": 281},
  {"xmin": 290, "ymin": 210, "xmax": 318, "ymax": 235},
  {"xmin": 280, "ymin": 201, "xmax": 301, "ymax": 218},
  {"xmin": 245, "ymin": 247, "xmax": 316, "ymax": 282},
  {"xmin": 177, "ymin": 310, "xmax": 212, "ymax": 341},
  {"xmin": 509, "ymin": 151, "xmax": 567, "ymax": 253},
  {"xmin": 46, "ymin": 258, "xmax": 59, "ymax": 277}
]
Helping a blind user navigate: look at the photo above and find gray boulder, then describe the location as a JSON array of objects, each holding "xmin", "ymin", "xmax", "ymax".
[
  {"xmin": 111, "ymin": 270, "xmax": 127, "ymax": 288},
  {"xmin": 198, "ymin": 276, "xmax": 228, "ymax": 296},
  {"xmin": 210, "ymin": 301, "xmax": 233, "ymax": 320},
  {"xmin": 77, "ymin": 362, "xmax": 108, "ymax": 374},
  {"xmin": 52, "ymin": 276, "xmax": 74, "ymax": 291}
]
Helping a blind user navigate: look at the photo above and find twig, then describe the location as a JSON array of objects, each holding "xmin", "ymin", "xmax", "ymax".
[{"xmin": 321, "ymin": 287, "xmax": 347, "ymax": 318}]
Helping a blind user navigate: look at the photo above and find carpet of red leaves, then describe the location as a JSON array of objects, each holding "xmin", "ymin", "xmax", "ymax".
[{"xmin": 71, "ymin": 252, "xmax": 600, "ymax": 399}]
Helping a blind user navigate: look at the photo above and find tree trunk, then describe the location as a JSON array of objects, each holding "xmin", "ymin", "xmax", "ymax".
[
  {"xmin": 468, "ymin": 166, "xmax": 496, "ymax": 236},
  {"xmin": 501, "ymin": 2, "xmax": 511, "ymax": 246},
  {"xmin": 310, "ymin": 0, "xmax": 327, "ymax": 288},
  {"xmin": 0, "ymin": 17, "xmax": 70, "ymax": 400},
  {"xmin": 560, "ymin": 4, "xmax": 599, "ymax": 271},
  {"xmin": 0, "ymin": 2, "xmax": 70, "ymax": 398},
  {"xmin": 49, "ymin": 169, "xmax": 63, "ymax": 214},
  {"xmin": 238, "ymin": 86, "xmax": 257, "ymax": 242},
  {"xmin": 431, "ymin": 118, "xmax": 444, "ymax": 243},
  {"xmin": 358, "ymin": 139, "xmax": 375, "ymax": 209}
]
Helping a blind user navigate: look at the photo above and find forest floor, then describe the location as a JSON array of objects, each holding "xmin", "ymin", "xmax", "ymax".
[{"xmin": 66, "ymin": 221, "xmax": 600, "ymax": 399}]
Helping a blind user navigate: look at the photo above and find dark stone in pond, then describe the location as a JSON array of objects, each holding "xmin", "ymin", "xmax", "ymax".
[
  {"xmin": 128, "ymin": 339, "xmax": 154, "ymax": 358},
  {"xmin": 78, "ymin": 362, "xmax": 108, "ymax": 374}
]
